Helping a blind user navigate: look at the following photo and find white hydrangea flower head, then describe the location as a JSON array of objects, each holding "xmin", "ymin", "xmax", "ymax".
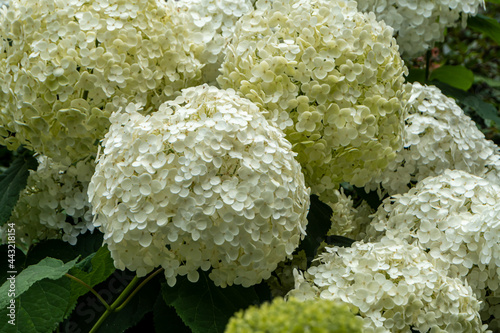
[
  {"xmin": 174, "ymin": 0, "xmax": 254, "ymax": 84},
  {"xmin": 217, "ymin": 0, "xmax": 408, "ymax": 201},
  {"xmin": 88, "ymin": 85, "xmax": 310, "ymax": 288},
  {"xmin": 356, "ymin": 0, "xmax": 485, "ymax": 56},
  {"xmin": 366, "ymin": 82, "xmax": 500, "ymax": 196},
  {"xmin": 287, "ymin": 238, "xmax": 488, "ymax": 333},
  {"xmin": 1, "ymin": 156, "xmax": 95, "ymax": 249},
  {"xmin": 327, "ymin": 188, "xmax": 374, "ymax": 241},
  {"xmin": 370, "ymin": 169, "xmax": 500, "ymax": 326},
  {"xmin": 0, "ymin": 0, "xmax": 203, "ymax": 164}
]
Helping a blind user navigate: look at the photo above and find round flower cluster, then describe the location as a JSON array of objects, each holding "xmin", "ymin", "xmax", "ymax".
[
  {"xmin": 225, "ymin": 297, "xmax": 363, "ymax": 333},
  {"xmin": 1, "ymin": 156, "xmax": 95, "ymax": 249},
  {"xmin": 0, "ymin": 0, "xmax": 203, "ymax": 164},
  {"xmin": 174, "ymin": 0, "xmax": 254, "ymax": 84},
  {"xmin": 356, "ymin": 0, "xmax": 485, "ymax": 56},
  {"xmin": 370, "ymin": 169, "xmax": 500, "ymax": 327},
  {"xmin": 217, "ymin": 0, "xmax": 407, "ymax": 201},
  {"xmin": 288, "ymin": 237, "xmax": 487, "ymax": 333},
  {"xmin": 327, "ymin": 188, "xmax": 373, "ymax": 241},
  {"xmin": 88, "ymin": 85, "xmax": 310, "ymax": 287},
  {"xmin": 366, "ymin": 82, "xmax": 500, "ymax": 196}
]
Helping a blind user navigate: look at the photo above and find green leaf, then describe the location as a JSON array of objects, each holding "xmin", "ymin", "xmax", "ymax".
[
  {"xmin": 429, "ymin": 65, "xmax": 474, "ymax": 91},
  {"xmin": 0, "ymin": 277, "xmax": 73, "ymax": 333},
  {"xmin": 324, "ymin": 235, "xmax": 355, "ymax": 247},
  {"xmin": 153, "ymin": 296, "xmax": 191, "ymax": 333},
  {"xmin": 0, "ymin": 149, "xmax": 37, "ymax": 226},
  {"xmin": 430, "ymin": 81, "xmax": 500, "ymax": 131},
  {"xmin": 69, "ymin": 245, "xmax": 116, "ymax": 301},
  {"xmin": 0, "ymin": 245, "xmax": 26, "ymax": 283},
  {"xmin": 297, "ymin": 195, "xmax": 332, "ymax": 264},
  {"xmin": 405, "ymin": 68, "xmax": 426, "ymax": 84},
  {"xmin": 162, "ymin": 270, "xmax": 261, "ymax": 333},
  {"xmin": 474, "ymin": 75, "xmax": 500, "ymax": 88},
  {"xmin": 462, "ymin": 95, "xmax": 500, "ymax": 129},
  {"xmin": 0, "ymin": 257, "xmax": 78, "ymax": 308},
  {"xmin": 468, "ymin": 14, "xmax": 500, "ymax": 45}
]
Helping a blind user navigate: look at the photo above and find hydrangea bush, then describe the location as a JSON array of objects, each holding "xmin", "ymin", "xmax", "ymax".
[
  {"xmin": 356, "ymin": 0, "xmax": 486, "ymax": 56},
  {"xmin": 218, "ymin": 0, "xmax": 408, "ymax": 201},
  {"xmin": 369, "ymin": 169, "xmax": 500, "ymax": 328},
  {"xmin": 366, "ymin": 82, "xmax": 500, "ymax": 196},
  {"xmin": 0, "ymin": 0, "xmax": 498, "ymax": 332},
  {"xmin": 0, "ymin": 0, "xmax": 203, "ymax": 164},
  {"xmin": 88, "ymin": 85, "xmax": 310, "ymax": 287},
  {"xmin": 288, "ymin": 237, "xmax": 488, "ymax": 332}
]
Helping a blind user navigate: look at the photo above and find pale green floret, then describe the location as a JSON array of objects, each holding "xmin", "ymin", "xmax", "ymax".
[
  {"xmin": 218, "ymin": 0, "xmax": 408, "ymax": 201},
  {"xmin": 0, "ymin": 0, "xmax": 203, "ymax": 164},
  {"xmin": 224, "ymin": 297, "xmax": 363, "ymax": 333}
]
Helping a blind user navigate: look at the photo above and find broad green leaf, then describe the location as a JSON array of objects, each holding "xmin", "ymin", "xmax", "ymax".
[
  {"xmin": 429, "ymin": 65, "xmax": 474, "ymax": 91},
  {"xmin": 0, "ymin": 149, "xmax": 37, "ymax": 226},
  {"xmin": 162, "ymin": 270, "xmax": 261, "ymax": 333},
  {"xmin": 297, "ymin": 195, "xmax": 332, "ymax": 264},
  {"xmin": 405, "ymin": 68, "xmax": 426, "ymax": 84},
  {"xmin": 468, "ymin": 14, "xmax": 500, "ymax": 45},
  {"xmin": 0, "ymin": 277, "xmax": 73, "ymax": 333},
  {"xmin": 474, "ymin": 75, "xmax": 500, "ymax": 88},
  {"xmin": 487, "ymin": 0, "xmax": 500, "ymax": 3},
  {"xmin": 25, "ymin": 239, "xmax": 78, "ymax": 267},
  {"xmin": 462, "ymin": 95, "xmax": 500, "ymax": 129},
  {"xmin": 0, "ymin": 245, "xmax": 26, "ymax": 282},
  {"xmin": 0, "ymin": 257, "xmax": 78, "ymax": 308},
  {"xmin": 69, "ymin": 245, "xmax": 116, "ymax": 301},
  {"xmin": 154, "ymin": 295, "xmax": 191, "ymax": 333},
  {"xmin": 324, "ymin": 235, "xmax": 355, "ymax": 248},
  {"xmin": 430, "ymin": 81, "xmax": 500, "ymax": 131}
]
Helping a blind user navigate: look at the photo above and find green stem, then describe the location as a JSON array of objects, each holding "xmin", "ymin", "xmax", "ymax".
[
  {"xmin": 88, "ymin": 267, "xmax": 164, "ymax": 333},
  {"xmin": 115, "ymin": 268, "xmax": 164, "ymax": 312},
  {"xmin": 425, "ymin": 49, "xmax": 432, "ymax": 82},
  {"xmin": 88, "ymin": 276, "xmax": 140, "ymax": 333},
  {"xmin": 65, "ymin": 273, "xmax": 111, "ymax": 311}
]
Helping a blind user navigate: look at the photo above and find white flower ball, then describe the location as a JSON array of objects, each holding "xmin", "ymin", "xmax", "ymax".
[
  {"xmin": 370, "ymin": 169, "xmax": 500, "ymax": 326},
  {"xmin": 1, "ymin": 156, "xmax": 95, "ymax": 249},
  {"xmin": 174, "ymin": 0, "xmax": 254, "ymax": 84},
  {"xmin": 288, "ymin": 238, "xmax": 488, "ymax": 333},
  {"xmin": 88, "ymin": 85, "xmax": 310, "ymax": 287},
  {"xmin": 367, "ymin": 83, "xmax": 500, "ymax": 196},
  {"xmin": 0, "ymin": 0, "xmax": 203, "ymax": 164},
  {"xmin": 217, "ymin": 0, "xmax": 408, "ymax": 201},
  {"xmin": 356, "ymin": 0, "xmax": 485, "ymax": 56}
]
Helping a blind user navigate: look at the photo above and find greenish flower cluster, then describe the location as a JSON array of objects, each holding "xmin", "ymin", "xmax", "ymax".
[{"xmin": 225, "ymin": 297, "xmax": 363, "ymax": 333}]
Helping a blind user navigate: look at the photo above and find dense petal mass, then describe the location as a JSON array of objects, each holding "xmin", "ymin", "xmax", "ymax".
[
  {"xmin": 88, "ymin": 85, "xmax": 310, "ymax": 287},
  {"xmin": 0, "ymin": 0, "xmax": 203, "ymax": 164},
  {"xmin": 1, "ymin": 156, "xmax": 95, "ymax": 249},
  {"xmin": 356, "ymin": 0, "xmax": 485, "ymax": 56},
  {"xmin": 288, "ymin": 237, "xmax": 487, "ymax": 333},
  {"xmin": 370, "ymin": 169, "xmax": 500, "ymax": 328},
  {"xmin": 174, "ymin": 0, "xmax": 254, "ymax": 84},
  {"xmin": 218, "ymin": 0, "xmax": 407, "ymax": 201},
  {"xmin": 367, "ymin": 82, "xmax": 500, "ymax": 196}
]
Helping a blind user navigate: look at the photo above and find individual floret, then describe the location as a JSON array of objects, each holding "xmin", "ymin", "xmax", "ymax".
[
  {"xmin": 356, "ymin": 0, "xmax": 485, "ymax": 56},
  {"xmin": 217, "ymin": 0, "xmax": 407, "ymax": 201},
  {"xmin": 366, "ymin": 82, "xmax": 500, "ymax": 196},
  {"xmin": 0, "ymin": 0, "xmax": 203, "ymax": 164},
  {"xmin": 288, "ymin": 237, "xmax": 488, "ymax": 333},
  {"xmin": 225, "ymin": 297, "xmax": 363, "ymax": 333},
  {"xmin": 1, "ymin": 156, "xmax": 95, "ymax": 250},
  {"xmin": 174, "ymin": 0, "xmax": 254, "ymax": 84},
  {"xmin": 88, "ymin": 85, "xmax": 310, "ymax": 287}
]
